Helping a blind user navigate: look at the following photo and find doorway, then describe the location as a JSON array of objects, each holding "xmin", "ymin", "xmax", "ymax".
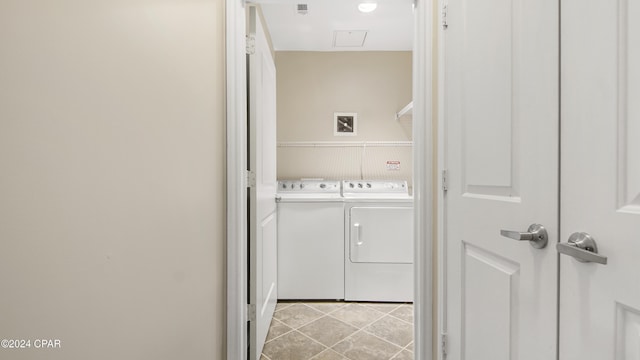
[{"xmin": 226, "ymin": 0, "xmax": 435, "ymax": 359}]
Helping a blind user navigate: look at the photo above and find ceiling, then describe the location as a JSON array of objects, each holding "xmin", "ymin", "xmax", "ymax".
[{"xmin": 257, "ymin": 0, "xmax": 414, "ymax": 52}]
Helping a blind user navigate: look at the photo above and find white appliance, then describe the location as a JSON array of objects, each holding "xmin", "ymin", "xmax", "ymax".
[
  {"xmin": 276, "ymin": 180, "xmax": 344, "ymax": 299},
  {"xmin": 342, "ymin": 180, "xmax": 413, "ymax": 302}
]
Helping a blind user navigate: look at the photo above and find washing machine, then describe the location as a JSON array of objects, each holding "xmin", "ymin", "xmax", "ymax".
[
  {"xmin": 276, "ymin": 180, "xmax": 344, "ymax": 299},
  {"xmin": 342, "ymin": 180, "xmax": 413, "ymax": 302}
]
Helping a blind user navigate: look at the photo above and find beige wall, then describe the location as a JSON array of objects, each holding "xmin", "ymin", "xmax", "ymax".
[
  {"xmin": 0, "ymin": 1, "xmax": 226, "ymax": 359},
  {"xmin": 276, "ymin": 51, "xmax": 413, "ymax": 183}
]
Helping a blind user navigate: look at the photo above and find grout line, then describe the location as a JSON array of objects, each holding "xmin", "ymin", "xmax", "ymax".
[
  {"xmin": 326, "ymin": 304, "xmax": 387, "ymax": 330},
  {"xmin": 309, "ymin": 348, "xmax": 344, "ymax": 360},
  {"xmin": 324, "ymin": 314, "xmax": 362, "ymax": 332},
  {"xmin": 305, "ymin": 302, "xmax": 348, "ymax": 316},
  {"xmin": 296, "ymin": 314, "xmax": 330, "ymax": 332},
  {"xmin": 274, "ymin": 301, "xmax": 295, "ymax": 313},
  {"xmin": 328, "ymin": 321, "xmax": 404, "ymax": 359},
  {"xmin": 274, "ymin": 303, "xmax": 325, "ymax": 331},
  {"xmin": 388, "ymin": 347, "xmax": 405, "ymax": 360},
  {"xmin": 290, "ymin": 329, "xmax": 330, "ymax": 357},
  {"xmin": 403, "ymin": 340, "xmax": 414, "ymax": 350},
  {"xmin": 387, "ymin": 312, "xmax": 414, "ymax": 326},
  {"xmin": 263, "ymin": 326, "xmax": 294, "ymax": 345},
  {"xmin": 360, "ymin": 324, "xmax": 411, "ymax": 353}
]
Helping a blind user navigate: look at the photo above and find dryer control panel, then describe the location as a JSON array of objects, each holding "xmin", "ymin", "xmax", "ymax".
[{"xmin": 341, "ymin": 180, "xmax": 409, "ymax": 198}]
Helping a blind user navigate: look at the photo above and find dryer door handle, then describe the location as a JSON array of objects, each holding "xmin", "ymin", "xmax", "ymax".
[{"xmin": 354, "ymin": 223, "xmax": 363, "ymax": 246}]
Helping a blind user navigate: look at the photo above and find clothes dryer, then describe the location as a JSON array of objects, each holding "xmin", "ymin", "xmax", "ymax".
[{"xmin": 342, "ymin": 180, "xmax": 414, "ymax": 302}]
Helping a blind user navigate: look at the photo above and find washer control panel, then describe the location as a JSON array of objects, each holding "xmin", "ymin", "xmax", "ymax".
[{"xmin": 277, "ymin": 180, "xmax": 341, "ymax": 193}]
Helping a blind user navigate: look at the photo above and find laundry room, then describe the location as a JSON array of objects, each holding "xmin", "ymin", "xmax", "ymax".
[{"xmin": 252, "ymin": 1, "xmax": 417, "ymax": 359}]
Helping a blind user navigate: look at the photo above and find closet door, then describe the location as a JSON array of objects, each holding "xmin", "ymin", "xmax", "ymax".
[
  {"xmin": 559, "ymin": 0, "xmax": 640, "ymax": 358},
  {"xmin": 443, "ymin": 0, "xmax": 559, "ymax": 358}
]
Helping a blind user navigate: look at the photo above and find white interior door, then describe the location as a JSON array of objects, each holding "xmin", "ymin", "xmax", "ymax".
[
  {"xmin": 559, "ymin": 0, "xmax": 640, "ymax": 358},
  {"xmin": 443, "ymin": 0, "xmax": 559, "ymax": 358},
  {"xmin": 248, "ymin": 6, "xmax": 278, "ymax": 360}
]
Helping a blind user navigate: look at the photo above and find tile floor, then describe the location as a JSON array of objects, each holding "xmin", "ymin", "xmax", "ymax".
[{"xmin": 261, "ymin": 301, "xmax": 414, "ymax": 360}]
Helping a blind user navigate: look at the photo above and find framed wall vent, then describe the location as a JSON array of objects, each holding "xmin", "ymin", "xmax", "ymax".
[{"xmin": 334, "ymin": 112, "xmax": 357, "ymax": 136}]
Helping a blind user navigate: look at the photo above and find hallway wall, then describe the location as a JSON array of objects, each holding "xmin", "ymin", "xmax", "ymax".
[{"xmin": 0, "ymin": 1, "xmax": 226, "ymax": 359}]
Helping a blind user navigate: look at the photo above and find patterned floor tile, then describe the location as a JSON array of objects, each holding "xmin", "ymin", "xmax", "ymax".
[
  {"xmin": 306, "ymin": 301, "xmax": 347, "ymax": 314},
  {"xmin": 274, "ymin": 303, "xmax": 324, "ymax": 329},
  {"xmin": 275, "ymin": 301, "xmax": 296, "ymax": 313},
  {"xmin": 266, "ymin": 319, "xmax": 293, "ymax": 342},
  {"xmin": 298, "ymin": 316, "xmax": 358, "ymax": 347},
  {"xmin": 364, "ymin": 315, "xmax": 413, "ymax": 347},
  {"xmin": 263, "ymin": 302, "xmax": 415, "ymax": 360},
  {"xmin": 332, "ymin": 331, "xmax": 402, "ymax": 360},
  {"xmin": 310, "ymin": 348, "xmax": 349, "ymax": 360},
  {"xmin": 389, "ymin": 305, "xmax": 413, "ymax": 324},
  {"xmin": 262, "ymin": 331, "xmax": 325, "ymax": 360},
  {"xmin": 363, "ymin": 303, "xmax": 403, "ymax": 314},
  {"xmin": 329, "ymin": 303, "xmax": 385, "ymax": 328},
  {"xmin": 391, "ymin": 349, "xmax": 414, "ymax": 360}
]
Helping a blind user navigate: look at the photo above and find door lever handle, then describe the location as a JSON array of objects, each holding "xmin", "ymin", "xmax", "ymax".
[
  {"xmin": 557, "ymin": 232, "xmax": 607, "ymax": 265},
  {"xmin": 500, "ymin": 224, "xmax": 548, "ymax": 249}
]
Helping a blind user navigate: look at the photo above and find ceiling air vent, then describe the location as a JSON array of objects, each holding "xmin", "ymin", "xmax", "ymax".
[{"xmin": 296, "ymin": 4, "xmax": 308, "ymax": 15}]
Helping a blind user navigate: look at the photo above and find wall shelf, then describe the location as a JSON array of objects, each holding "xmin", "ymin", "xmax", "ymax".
[
  {"xmin": 395, "ymin": 101, "xmax": 413, "ymax": 120},
  {"xmin": 277, "ymin": 141, "xmax": 412, "ymax": 148}
]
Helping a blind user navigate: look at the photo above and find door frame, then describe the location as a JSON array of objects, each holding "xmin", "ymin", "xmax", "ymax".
[
  {"xmin": 225, "ymin": 0, "xmax": 435, "ymax": 358},
  {"xmin": 226, "ymin": 0, "xmax": 248, "ymax": 358},
  {"xmin": 436, "ymin": 0, "xmax": 447, "ymax": 357}
]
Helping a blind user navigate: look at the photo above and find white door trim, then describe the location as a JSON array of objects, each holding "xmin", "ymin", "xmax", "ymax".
[
  {"xmin": 226, "ymin": 0, "xmax": 248, "ymax": 359},
  {"xmin": 225, "ymin": 0, "xmax": 434, "ymax": 358},
  {"xmin": 436, "ymin": 0, "xmax": 447, "ymax": 358},
  {"xmin": 413, "ymin": 0, "xmax": 435, "ymax": 359}
]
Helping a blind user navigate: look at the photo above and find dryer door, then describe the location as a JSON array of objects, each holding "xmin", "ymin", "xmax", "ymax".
[{"xmin": 349, "ymin": 206, "xmax": 413, "ymax": 264}]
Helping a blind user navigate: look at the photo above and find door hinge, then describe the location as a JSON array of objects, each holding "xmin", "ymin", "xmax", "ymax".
[
  {"xmin": 246, "ymin": 170, "xmax": 256, "ymax": 188},
  {"xmin": 441, "ymin": 2, "xmax": 448, "ymax": 30},
  {"xmin": 246, "ymin": 35, "xmax": 256, "ymax": 55},
  {"xmin": 442, "ymin": 169, "xmax": 449, "ymax": 192},
  {"xmin": 441, "ymin": 332, "xmax": 448, "ymax": 359},
  {"xmin": 246, "ymin": 304, "xmax": 256, "ymax": 322}
]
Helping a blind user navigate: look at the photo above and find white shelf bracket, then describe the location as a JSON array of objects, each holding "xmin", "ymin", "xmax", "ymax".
[{"xmin": 395, "ymin": 101, "xmax": 413, "ymax": 120}]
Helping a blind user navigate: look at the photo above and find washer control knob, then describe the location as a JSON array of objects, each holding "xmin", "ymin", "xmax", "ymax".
[
  {"xmin": 319, "ymin": 183, "xmax": 326, "ymax": 189},
  {"xmin": 349, "ymin": 183, "xmax": 355, "ymax": 188}
]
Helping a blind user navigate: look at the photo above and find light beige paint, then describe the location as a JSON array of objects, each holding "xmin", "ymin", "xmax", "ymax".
[
  {"xmin": 276, "ymin": 51, "xmax": 413, "ymax": 183},
  {"xmin": 0, "ymin": 1, "xmax": 226, "ymax": 359}
]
